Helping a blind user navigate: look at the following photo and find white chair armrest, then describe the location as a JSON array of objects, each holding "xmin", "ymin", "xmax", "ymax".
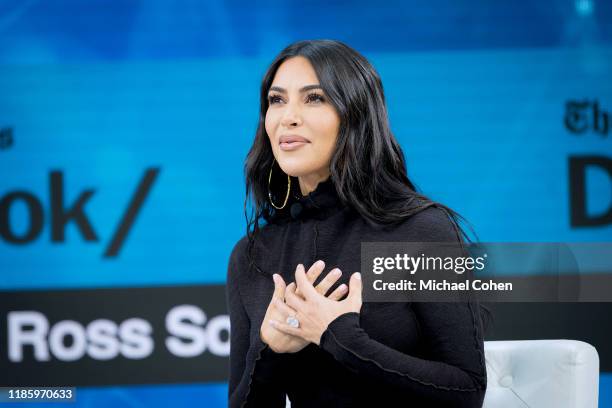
[{"xmin": 483, "ymin": 340, "xmax": 599, "ymax": 408}]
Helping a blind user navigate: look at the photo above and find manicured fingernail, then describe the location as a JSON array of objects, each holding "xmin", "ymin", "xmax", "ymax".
[
  {"xmin": 272, "ymin": 274, "xmax": 280, "ymax": 284},
  {"xmin": 298, "ymin": 264, "xmax": 304, "ymax": 272},
  {"xmin": 339, "ymin": 284, "xmax": 347, "ymax": 292},
  {"xmin": 315, "ymin": 260, "xmax": 325, "ymax": 268},
  {"xmin": 353, "ymin": 272, "xmax": 361, "ymax": 280},
  {"xmin": 331, "ymin": 268, "xmax": 341, "ymax": 276}
]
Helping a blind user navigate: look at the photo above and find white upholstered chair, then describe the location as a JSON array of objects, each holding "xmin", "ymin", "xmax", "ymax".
[{"xmin": 483, "ymin": 340, "xmax": 599, "ymax": 408}]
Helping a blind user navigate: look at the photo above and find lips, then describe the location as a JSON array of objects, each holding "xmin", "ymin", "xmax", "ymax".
[
  {"xmin": 279, "ymin": 135, "xmax": 310, "ymax": 144},
  {"xmin": 279, "ymin": 135, "xmax": 310, "ymax": 152}
]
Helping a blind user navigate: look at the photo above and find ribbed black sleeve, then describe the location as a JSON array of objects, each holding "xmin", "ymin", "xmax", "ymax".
[
  {"xmin": 319, "ymin": 303, "xmax": 486, "ymax": 407},
  {"xmin": 226, "ymin": 245, "xmax": 286, "ymax": 408}
]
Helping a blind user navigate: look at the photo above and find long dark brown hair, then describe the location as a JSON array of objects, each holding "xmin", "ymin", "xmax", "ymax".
[{"xmin": 244, "ymin": 39, "xmax": 473, "ymax": 243}]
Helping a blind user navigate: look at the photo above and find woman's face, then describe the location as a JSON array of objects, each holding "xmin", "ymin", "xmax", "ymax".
[{"xmin": 265, "ymin": 56, "xmax": 340, "ymax": 180}]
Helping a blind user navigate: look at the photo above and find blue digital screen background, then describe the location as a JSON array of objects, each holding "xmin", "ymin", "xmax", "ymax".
[{"xmin": 1, "ymin": 0, "xmax": 611, "ymax": 406}]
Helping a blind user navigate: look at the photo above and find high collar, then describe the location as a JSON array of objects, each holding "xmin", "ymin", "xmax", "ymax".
[
  {"xmin": 252, "ymin": 177, "xmax": 347, "ymax": 278},
  {"xmin": 271, "ymin": 177, "xmax": 345, "ymax": 222}
]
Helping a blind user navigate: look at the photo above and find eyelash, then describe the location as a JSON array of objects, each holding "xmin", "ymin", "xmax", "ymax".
[
  {"xmin": 268, "ymin": 92, "xmax": 325, "ymax": 105},
  {"xmin": 306, "ymin": 93, "xmax": 325, "ymax": 103}
]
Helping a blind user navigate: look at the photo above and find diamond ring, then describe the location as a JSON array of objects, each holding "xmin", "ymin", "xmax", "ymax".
[{"xmin": 286, "ymin": 315, "xmax": 300, "ymax": 328}]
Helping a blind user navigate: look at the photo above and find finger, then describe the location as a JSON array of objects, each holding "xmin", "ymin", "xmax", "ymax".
[
  {"xmin": 306, "ymin": 260, "xmax": 326, "ymax": 282},
  {"xmin": 346, "ymin": 272, "xmax": 362, "ymax": 308},
  {"xmin": 287, "ymin": 281, "xmax": 304, "ymax": 300},
  {"xmin": 293, "ymin": 276, "xmax": 301, "ymax": 297},
  {"xmin": 296, "ymin": 261, "xmax": 325, "ymax": 297},
  {"xmin": 328, "ymin": 283, "xmax": 348, "ymax": 301},
  {"xmin": 272, "ymin": 297, "xmax": 297, "ymax": 317},
  {"xmin": 295, "ymin": 263, "xmax": 319, "ymax": 300},
  {"xmin": 269, "ymin": 319, "xmax": 302, "ymax": 338},
  {"xmin": 272, "ymin": 274, "xmax": 286, "ymax": 301},
  {"xmin": 285, "ymin": 286, "xmax": 307, "ymax": 311},
  {"xmin": 314, "ymin": 267, "xmax": 342, "ymax": 296}
]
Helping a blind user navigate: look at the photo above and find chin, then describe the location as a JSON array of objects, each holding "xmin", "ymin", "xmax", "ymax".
[{"xmin": 276, "ymin": 156, "xmax": 316, "ymax": 178}]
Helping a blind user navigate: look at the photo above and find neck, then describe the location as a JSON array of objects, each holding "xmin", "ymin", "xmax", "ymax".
[{"xmin": 298, "ymin": 170, "xmax": 330, "ymax": 196}]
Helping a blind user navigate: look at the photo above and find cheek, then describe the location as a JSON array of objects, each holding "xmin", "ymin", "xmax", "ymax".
[
  {"xmin": 314, "ymin": 110, "xmax": 340, "ymax": 150},
  {"xmin": 264, "ymin": 110, "xmax": 277, "ymax": 138}
]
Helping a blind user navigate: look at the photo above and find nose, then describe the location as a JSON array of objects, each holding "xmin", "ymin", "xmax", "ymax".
[{"xmin": 280, "ymin": 102, "xmax": 303, "ymax": 128}]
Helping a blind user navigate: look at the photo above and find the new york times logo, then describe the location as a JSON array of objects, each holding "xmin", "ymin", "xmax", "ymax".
[
  {"xmin": 564, "ymin": 99, "xmax": 612, "ymax": 227},
  {"xmin": 0, "ymin": 127, "xmax": 14, "ymax": 149},
  {"xmin": 564, "ymin": 99, "xmax": 609, "ymax": 137},
  {"xmin": 0, "ymin": 168, "xmax": 160, "ymax": 257}
]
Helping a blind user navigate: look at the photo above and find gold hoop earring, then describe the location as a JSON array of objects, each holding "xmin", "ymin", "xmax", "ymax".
[{"xmin": 268, "ymin": 159, "xmax": 291, "ymax": 209}]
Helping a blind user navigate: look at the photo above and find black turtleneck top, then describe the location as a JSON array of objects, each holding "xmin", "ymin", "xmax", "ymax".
[{"xmin": 226, "ymin": 178, "xmax": 487, "ymax": 408}]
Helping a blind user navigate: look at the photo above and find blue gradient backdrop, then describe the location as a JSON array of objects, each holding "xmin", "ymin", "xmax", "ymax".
[{"xmin": 0, "ymin": 0, "xmax": 611, "ymax": 406}]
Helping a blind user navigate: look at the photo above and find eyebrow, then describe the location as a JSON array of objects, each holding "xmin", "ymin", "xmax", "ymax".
[{"xmin": 268, "ymin": 84, "xmax": 323, "ymax": 94}]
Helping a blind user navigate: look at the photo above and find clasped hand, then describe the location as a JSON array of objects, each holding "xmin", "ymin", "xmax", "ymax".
[{"xmin": 260, "ymin": 260, "xmax": 362, "ymax": 353}]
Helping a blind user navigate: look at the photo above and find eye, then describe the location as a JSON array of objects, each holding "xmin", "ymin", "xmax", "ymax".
[
  {"xmin": 305, "ymin": 93, "xmax": 325, "ymax": 104},
  {"xmin": 268, "ymin": 94, "xmax": 284, "ymax": 105}
]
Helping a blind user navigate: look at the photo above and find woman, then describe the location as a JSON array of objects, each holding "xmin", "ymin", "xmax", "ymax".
[{"xmin": 227, "ymin": 39, "xmax": 487, "ymax": 407}]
